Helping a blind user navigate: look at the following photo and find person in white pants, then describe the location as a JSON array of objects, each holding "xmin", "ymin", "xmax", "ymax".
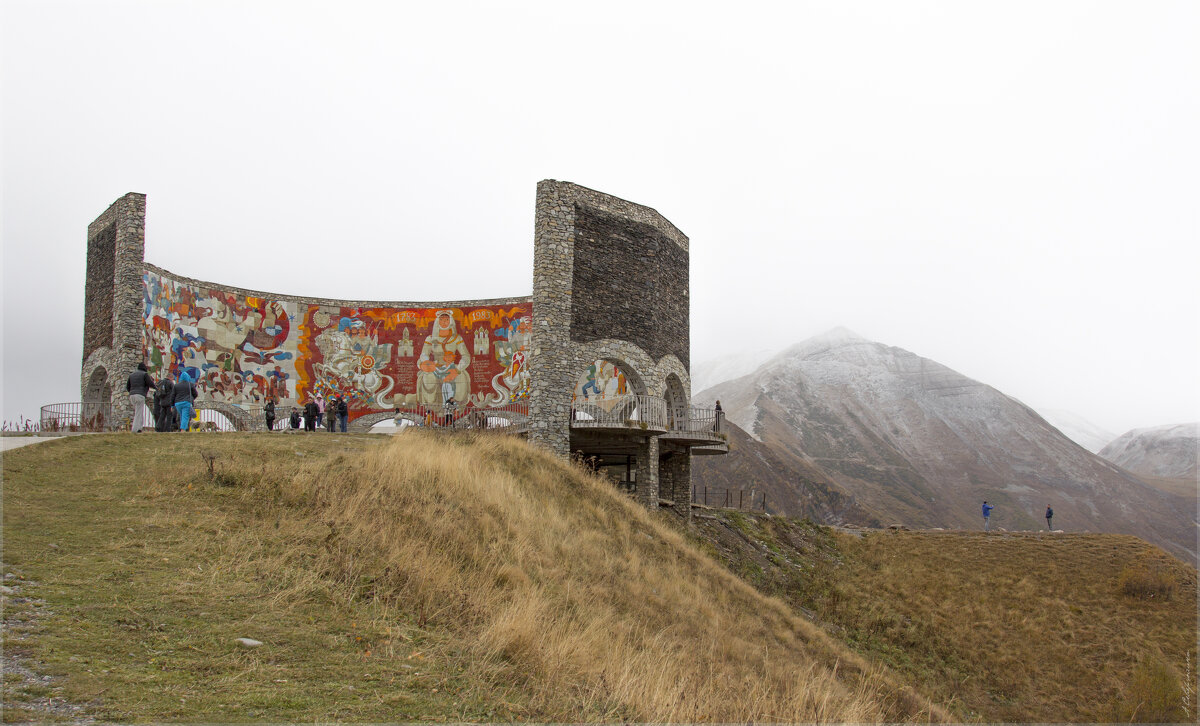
[{"xmin": 126, "ymin": 363, "xmax": 157, "ymax": 433}]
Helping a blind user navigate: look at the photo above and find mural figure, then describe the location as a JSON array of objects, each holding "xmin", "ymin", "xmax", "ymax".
[
  {"xmin": 312, "ymin": 317, "xmax": 395, "ymax": 407},
  {"xmin": 141, "ymin": 270, "xmax": 530, "ymax": 418},
  {"xmin": 572, "ymin": 360, "xmax": 626, "ymax": 402},
  {"xmin": 417, "ymin": 310, "xmax": 471, "ymax": 406}
]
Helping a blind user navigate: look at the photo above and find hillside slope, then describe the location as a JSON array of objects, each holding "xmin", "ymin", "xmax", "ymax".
[
  {"xmin": 1, "ymin": 432, "xmax": 941, "ymax": 723},
  {"xmin": 690, "ymin": 511, "xmax": 1198, "ymax": 723},
  {"xmin": 695, "ymin": 329, "xmax": 1196, "ymax": 561}
]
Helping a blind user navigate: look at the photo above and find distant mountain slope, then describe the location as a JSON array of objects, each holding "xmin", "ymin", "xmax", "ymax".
[
  {"xmin": 1037, "ymin": 409, "xmax": 1117, "ymax": 453},
  {"xmin": 691, "ymin": 420, "xmax": 882, "ymax": 526},
  {"xmin": 693, "ymin": 329, "xmax": 1196, "ymax": 561},
  {"xmin": 1099, "ymin": 423, "xmax": 1199, "ymax": 480}
]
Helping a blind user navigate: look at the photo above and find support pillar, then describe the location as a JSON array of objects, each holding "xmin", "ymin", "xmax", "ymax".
[{"xmin": 635, "ymin": 436, "xmax": 660, "ymax": 509}]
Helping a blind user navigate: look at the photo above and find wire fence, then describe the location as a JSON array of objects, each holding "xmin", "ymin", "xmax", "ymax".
[{"xmin": 692, "ymin": 485, "xmax": 768, "ymax": 512}]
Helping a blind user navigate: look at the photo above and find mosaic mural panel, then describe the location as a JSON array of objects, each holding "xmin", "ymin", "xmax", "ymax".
[
  {"xmin": 142, "ymin": 270, "xmax": 531, "ymax": 417},
  {"xmin": 572, "ymin": 360, "xmax": 629, "ymax": 403}
]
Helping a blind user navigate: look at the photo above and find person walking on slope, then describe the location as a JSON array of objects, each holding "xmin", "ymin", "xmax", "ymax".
[
  {"xmin": 173, "ymin": 373, "xmax": 198, "ymax": 432},
  {"xmin": 126, "ymin": 363, "xmax": 156, "ymax": 433},
  {"xmin": 982, "ymin": 500, "xmax": 995, "ymax": 532},
  {"xmin": 1045, "ymin": 505, "xmax": 1054, "ymax": 531}
]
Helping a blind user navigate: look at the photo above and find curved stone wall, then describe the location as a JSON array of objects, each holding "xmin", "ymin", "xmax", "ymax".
[
  {"xmin": 80, "ymin": 182, "xmax": 696, "ymax": 467},
  {"xmin": 141, "ymin": 263, "xmax": 531, "ymax": 423}
]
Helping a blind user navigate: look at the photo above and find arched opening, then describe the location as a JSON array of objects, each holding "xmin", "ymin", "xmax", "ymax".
[
  {"xmin": 570, "ymin": 358, "xmax": 660, "ymax": 428},
  {"xmin": 369, "ymin": 418, "xmax": 418, "ymax": 434},
  {"xmin": 571, "ymin": 358, "xmax": 644, "ymax": 402},
  {"xmin": 190, "ymin": 408, "xmax": 235, "ymax": 432},
  {"xmin": 83, "ymin": 366, "xmax": 112, "ymax": 430},
  {"xmin": 663, "ymin": 373, "xmax": 688, "ymax": 430}
]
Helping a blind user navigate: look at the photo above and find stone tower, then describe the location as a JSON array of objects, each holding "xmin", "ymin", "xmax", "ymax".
[
  {"xmin": 80, "ymin": 193, "xmax": 147, "ymax": 429},
  {"xmin": 528, "ymin": 181, "xmax": 707, "ymax": 513}
]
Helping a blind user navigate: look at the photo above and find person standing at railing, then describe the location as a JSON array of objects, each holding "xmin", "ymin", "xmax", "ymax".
[
  {"xmin": 713, "ymin": 400, "xmax": 723, "ymax": 433},
  {"xmin": 173, "ymin": 373, "xmax": 198, "ymax": 432},
  {"xmin": 154, "ymin": 372, "xmax": 175, "ymax": 432},
  {"xmin": 126, "ymin": 363, "xmax": 157, "ymax": 433},
  {"xmin": 264, "ymin": 398, "xmax": 276, "ymax": 432}
]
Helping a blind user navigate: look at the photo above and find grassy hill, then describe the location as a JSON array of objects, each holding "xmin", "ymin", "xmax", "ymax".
[
  {"xmin": 2, "ymin": 432, "xmax": 940, "ymax": 723},
  {"xmin": 692, "ymin": 512, "xmax": 1198, "ymax": 722}
]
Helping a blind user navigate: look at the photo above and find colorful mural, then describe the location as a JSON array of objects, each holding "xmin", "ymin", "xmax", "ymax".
[
  {"xmin": 572, "ymin": 360, "xmax": 628, "ymax": 403},
  {"xmin": 142, "ymin": 270, "xmax": 531, "ymax": 417}
]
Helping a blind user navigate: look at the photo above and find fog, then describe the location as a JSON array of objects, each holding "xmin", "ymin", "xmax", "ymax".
[{"xmin": 3, "ymin": 1, "xmax": 1197, "ymax": 436}]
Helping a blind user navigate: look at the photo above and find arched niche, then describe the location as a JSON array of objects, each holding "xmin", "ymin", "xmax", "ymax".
[
  {"xmin": 83, "ymin": 365, "xmax": 113, "ymax": 429},
  {"xmin": 571, "ymin": 358, "xmax": 646, "ymax": 402},
  {"xmin": 663, "ymin": 373, "xmax": 688, "ymax": 429}
]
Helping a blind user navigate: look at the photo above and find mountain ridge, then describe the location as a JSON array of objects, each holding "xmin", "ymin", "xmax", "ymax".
[{"xmin": 693, "ymin": 331, "xmax": 1196, "ymax": 560}]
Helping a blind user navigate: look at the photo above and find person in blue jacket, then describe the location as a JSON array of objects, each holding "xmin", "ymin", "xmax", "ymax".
[
  {"xmin": 982, "ymin": 500, "xmax": 995, "ymax": 531},
  {"xmin": 173, "ymin": 373, "xmax": 198, "ymax": 432}
]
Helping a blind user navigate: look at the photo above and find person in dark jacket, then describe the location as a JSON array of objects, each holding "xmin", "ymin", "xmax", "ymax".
[
  {"xmin": 337, "ymin": 397, "xmax": 349, "ymax": 433},
  {"xmin": 126, "ymin": 363, "xmax": 157, "ymax": 433},
  {"xmin": 154, "ymin": 373, "xmax": 175, "ymax": 432},
  {"xmin": 982, "ymin": 501, "xmax": 995, "ymax": 532},
  {"xmin": 264, "ymin": 398, "xmax": 276, "ymax": 432},
  {"xmin": 289, "ymin": 407, "xmax": 301, "ymax": 430},
  {"xmin": 173, "ymin": 373, "xmax": 198, "ymax": 432},
  {"xmin": 324, "ymin": 397, "xmax": 338, "ymax": 432},
  {"xmin": 1045, "ymin": 505, "xmax": 1054, "ymax": 531},
  {"xmin": 304, "ymin": 398, "xmax": 319, "ymax": 432}
]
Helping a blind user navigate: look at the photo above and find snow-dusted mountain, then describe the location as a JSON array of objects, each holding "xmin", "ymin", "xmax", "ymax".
[
  {"xmin": 692, "ymin": 328, "xmax": 1195, "ymax": 561},
  {"xmin": 1099, "ymin": 423, "xmax": 1199, "ymax": 480},
  {"xmin": 1037, "ymin": 409, "xmax": 1117, "ymax": 454}
]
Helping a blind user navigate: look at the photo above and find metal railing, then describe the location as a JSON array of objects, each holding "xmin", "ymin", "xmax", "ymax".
[
  {"xmin": 668, "ymin": 406, "xmax": 725, "ymax": 435},
  {"xmin": 387, "ymin": 402, "xmax": 529, "ymax": 432},
  {"xmin": 40, "ymin": 402, "xmax": 113, "ymax": 432},
  {"xmin": 571, "ymin": 395, "xmax": 668, "ymax": 430}
]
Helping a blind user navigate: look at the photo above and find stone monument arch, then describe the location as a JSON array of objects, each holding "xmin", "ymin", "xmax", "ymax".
[{"xmin": 78, "ymin": 181, "xmax": 725, "ymax": 514}]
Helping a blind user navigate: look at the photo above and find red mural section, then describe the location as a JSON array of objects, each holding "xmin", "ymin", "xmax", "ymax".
[
  {"xmin": 297, "ymin": 305, "xmax": 532, "ymax": 412},
  {"xmin": 143, "ymin": 269, "xmax": 531, "ymax": 420}
]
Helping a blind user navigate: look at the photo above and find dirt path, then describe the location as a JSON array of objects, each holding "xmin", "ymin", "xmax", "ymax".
[{"xmin": 1, "ymin": 573, "xmax": 95, "ymax": 723}]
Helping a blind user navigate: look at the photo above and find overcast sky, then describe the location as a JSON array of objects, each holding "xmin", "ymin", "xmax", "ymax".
[{"xmin": 2, "ymin": 0, "xmax": 1197, "ymax": 436}]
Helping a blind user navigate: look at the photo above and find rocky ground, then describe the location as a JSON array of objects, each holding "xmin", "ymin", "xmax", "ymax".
[{"xmin": 2, "ymin": 572, "xmax": 94, "ymax": 724}]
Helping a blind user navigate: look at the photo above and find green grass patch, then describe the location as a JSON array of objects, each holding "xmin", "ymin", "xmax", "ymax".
[{"xmin": 2, "ymin": 433, "xmax": 519, "ymax": 723}]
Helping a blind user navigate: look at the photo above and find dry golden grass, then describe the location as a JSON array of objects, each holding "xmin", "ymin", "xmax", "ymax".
[
  {"xmin": 697, "ymin": 513, "xmax": 1199, "ymax": 723},
  {"xmin": 245, "ymin": 431, "xmax": 943, "ymax": 721},
  {"xmin": 3, "ymin": 432, "xmax": 947, "ymax": 722}
]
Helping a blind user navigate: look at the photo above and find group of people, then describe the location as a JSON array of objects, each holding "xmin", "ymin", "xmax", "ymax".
[
  {"xmin": 981, "ymin": 501, "xmax": 1056, "ymax": 532},
  {"xmin": 264, "ymin": 395, "xmax": 349, "ymax": 433},
  {"xmin": 126, "ymin": 363, "xmax": 199, "ymax": 432}
]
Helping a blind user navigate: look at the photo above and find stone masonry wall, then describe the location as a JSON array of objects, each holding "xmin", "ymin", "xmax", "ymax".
[
  {"xmin": 571, "ymin": 205, "xmax": 689, "ymax": 369},
  {"xmin": 82, "ymin": 224, "xmax": 116, "ymax": 361},
  {"xmin": 80, "ymin": 193, "xmax": 146, "ymax": 429},
  {"xmin": 529, "ymin": 180, "xmax": 691, "ymax": 459}
]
